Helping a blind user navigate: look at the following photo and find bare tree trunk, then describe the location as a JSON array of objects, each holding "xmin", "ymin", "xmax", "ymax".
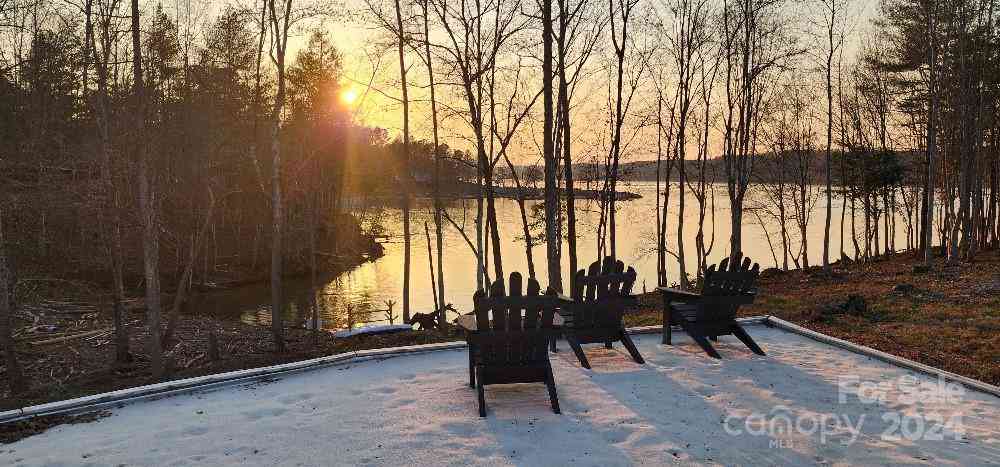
[
  {"xmin": 607, "ymin": 0, "xmax": 630, "ymax": 260},
  {"xmin": 556, "ymin": 0, "xmax": 578, "ymax": 285},
  {"xmin": 778, "ymin": 154, "xmax": 789, "ymax": 270},
  {"xmin": 0, "ymin": 210, "xmax": 25, "ymax": 394},
  {"xmin": 422, "ymin": 0, "xmax": 446, "ymax": 325},
  {"xmin": 922, "ymin": 6, "xmax": 937, "ymax": 267},
  {"xmin": 851, "ymin": 192, "xmax": 859, "ymax": 260},
  {"xmin": 823, "ymin": 1, "xmax": 835, "ymax": 270},
  {"xmin": 268, "ymin": 0, "xmax": 293, "ymax": 353},
  {"xmin": 163, "ymin": 190, "xmax": 215, "ymax": 348},
  {"xmin": 88, "ymin": 8, "xmax": 130, "ymax": 364},
  {"xmin": 655, "ymin": 93, "xmax": 665, "ymax": 285},
  {"xmin": 393, "ymin": 0, "xmax": 412, "ymax": 318},
  {"xmin": 132, "ymin": 0, "xmax": 164, "ymax": 377},
  {"xmin": 250, "ymin": 0, "xmax": 269, "ymax": 197},
  {"xmin": 503, "ymin": 155, "xmax": 536, "ymax": 278},
  {"xmin": 542, "ymin": 0, "xmax": 562, "ymax": 291},
  {"xmin": 677, "ymin": 159, "xmax": 687, "ymax": 286},
  {"xmin": 476, "ymin": 189, "xmax": 484, "ymax": 289},
  {"xmin": 424, "ymin": 222, "xmax": 439, "ymax": 313},
  {"xmin": 309, "ymin": 185, "xmax": 319, "ymax": 344}
]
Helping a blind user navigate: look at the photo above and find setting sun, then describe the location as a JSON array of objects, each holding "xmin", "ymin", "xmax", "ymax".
[{"xmin": 341, "ymin": 88, "xmax": 359, "ymax": 105}]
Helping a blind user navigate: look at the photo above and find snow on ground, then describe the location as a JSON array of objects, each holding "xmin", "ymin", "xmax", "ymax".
[
  {"xmin": 333, "ymin": 324, "xmax": 414, "ymax": 338},
  {"xmin": 4, "ymin": 325, "xmax": 1000, "ymax": 466}
]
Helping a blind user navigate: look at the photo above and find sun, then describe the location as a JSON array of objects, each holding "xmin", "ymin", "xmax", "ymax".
[{"xmin": 341, "ymin": 89, "xmax": 359, "ymax": 105}]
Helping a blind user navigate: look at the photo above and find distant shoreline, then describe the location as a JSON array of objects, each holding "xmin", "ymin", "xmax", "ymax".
[{"xmin": 420, "ymin": 181, "xmax": 642, "ymax": 201}]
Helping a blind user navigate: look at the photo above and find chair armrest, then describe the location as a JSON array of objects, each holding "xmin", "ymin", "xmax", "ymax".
[
  {"xmin": 552, "ymin": 294, "xmax": 574, "ymax": 303},
  {"xmin": 657, "ymin": 287, "xmax": 701, "ymax": 301}
]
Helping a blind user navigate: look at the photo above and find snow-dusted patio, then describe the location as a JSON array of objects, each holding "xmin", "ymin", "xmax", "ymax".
[{"xmin": 4, "ymin": 324, "xmax": 1000, "ymax": 466}]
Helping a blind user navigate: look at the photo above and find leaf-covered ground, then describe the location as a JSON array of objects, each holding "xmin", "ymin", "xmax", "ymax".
[{"xmin": 626, "ymin": 250, "xmax": 1000, "ymax": 386}]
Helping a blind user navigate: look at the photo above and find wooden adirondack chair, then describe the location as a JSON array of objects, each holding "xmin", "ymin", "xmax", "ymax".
[
  {"xmin": 558, "ymin": 257, "xmax": 644, "ymax": 369},
  {"xmin": 658, "ymin": 253, "xmax": 766, "ymax": 359},
  {"xmin": 466, "ymin": 272, "xmax": 561, "ymax": 417}
]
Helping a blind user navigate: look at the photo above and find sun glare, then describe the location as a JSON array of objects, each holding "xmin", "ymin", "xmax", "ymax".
[{"xmin": 341, "ymin": 89, "xmax": 359, "ymax": 105}]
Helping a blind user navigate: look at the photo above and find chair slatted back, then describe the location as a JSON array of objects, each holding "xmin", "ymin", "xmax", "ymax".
[
  {"xmin": 699, "ymin": 253, "xmax": 760, "ymax": 322},
  {"xmin": 569, "ymin": 257, "xmax": 637, "ymax": 330},
  {"xmin": 472, "ymin": 272, "xmax": 557, "ymax": 367}
]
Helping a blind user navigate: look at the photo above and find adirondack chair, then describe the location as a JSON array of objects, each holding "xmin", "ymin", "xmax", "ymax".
[
  {"xmin": 558, "ymin": 257, "xmax": 644, "ymax": 369},
  {"xmin": 658, "ymin": 253, "xmax": 766, "ymax": 359},
  {"xmin": 466, "ymin": 272, "xmax": 561, "ymax": 417}
]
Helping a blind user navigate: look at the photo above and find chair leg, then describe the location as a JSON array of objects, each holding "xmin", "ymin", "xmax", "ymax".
[
  {"xmin": 545, "ymin": 366, "xmax": 561, "ymax": 414},
  {"xmin": 662, "ymin": 305, "xmax": 672, "ymax": 345},
  {"xmin": 710, "ymin": 335, "xmax": 718, "ymax": 342},
  {"xmin": 566, "ymin": 336, "xmax": 591, "ymax": 369},
  {"xmin": 731, "ymin": 324, "xmax": 766, "ymax": 356},
  {"xmin": 690, "ymin": 333, "xmax": 722, "ymax": 359},
  {"xmin": 604, "ymin": 340, "xmax": 613, "ymax": 349},
  {"xmin": 477, "ymin": 371, "xmax": 487, "ymax": 417},
  {"xmin": 550, "ymin": 331, "xmax": 559, "ymax": 353},
  {"xmin": 619, "ymin": 332, "xmax": 645, "ymax": 364},
  {"xmin": 468, "ymin": 348, "xmax": 476, "ymax": 388}
]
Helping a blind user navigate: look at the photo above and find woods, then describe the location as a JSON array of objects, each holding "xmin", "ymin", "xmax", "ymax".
[{"xmin": 2, "ymin": 0, "xmax": 1000, "ymax": 398}]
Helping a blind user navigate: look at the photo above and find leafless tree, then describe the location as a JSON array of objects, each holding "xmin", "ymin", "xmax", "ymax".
[
  {"xmin": 416, "ymin": 0, "xmax": 447, "ymax": 324},
  {"xmin": 0, "ymin": 209, "xmax": 25, "ymax": 394},
  {"xmin": 542, "ymin": 0, "xmax": 561, "ymax": 291},
  {"xmin": 718, "ymin": 0, "xmax": 801, "ymax": 262},
  {"xmin": 131, "ymin": 0, "xmax": 165, "ymax": 376},
  {"xmin": 86, "ymin": 0, "xmax": 130, "ymax": 363},
  {"xmin": 268, "ymin": 0, "xmax": 293, "ymax": 352},
  {"xmin": 431, "ymin": 0, "xmax": 532, "ymax": 284},
  {"xmin": 813, "ymin": 0, "xmax": 850, "ymax": 270},
  {"xmin": 663, "ymin": 0, "xmax": 712, "ymax": 287}
]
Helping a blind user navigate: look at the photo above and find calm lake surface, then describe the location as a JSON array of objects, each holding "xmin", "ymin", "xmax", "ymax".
[{"xmin": 195, "ymin": 181, "xmax": 910, "ymax": 330}]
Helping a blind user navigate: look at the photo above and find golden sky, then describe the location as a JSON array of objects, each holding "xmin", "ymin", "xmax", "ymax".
[{"xmin": 198, "ymin": 0, "xmax": 880, "ymax": 164}]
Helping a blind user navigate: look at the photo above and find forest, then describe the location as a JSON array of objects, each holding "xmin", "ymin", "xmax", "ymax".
[{"xmin": 1, "ymin": 0, "xmax": 999, "ymax": 399}]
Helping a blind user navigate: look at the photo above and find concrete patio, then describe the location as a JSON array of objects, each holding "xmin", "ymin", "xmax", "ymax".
[{"xmin": 3, "ymin": 324, "xmax": 999, "ymax": 466}]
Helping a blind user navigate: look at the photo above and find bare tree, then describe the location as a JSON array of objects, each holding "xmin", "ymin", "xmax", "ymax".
[
  {"xmin": 542, "ymin": 0, "xmax": 561, "ymax": 291},
  {"xmin": 654, "ymin": 75, "xmax": 678, "ymax": 285},
  {"xmin": 431, "ymin": 0, "xmax": 531, "ymax": 284},
  {"xmin": 784, "ymin": 82, "xmax": 819, "ymax": 268},
  {"xmin": 0, "ymin": 208, "xmax": 25, "ymax": 394},
  {"xmin": 664, "ymin": 0, "xmax": 712, "ymax": 287},
  {"xmin": 268, "ymin": 0, "xmax": 293, "ymax": 352},
  {"xmin": 548, "ymin": 0, "xmax": 601, "ymax": 288},
  {"xmin": 87, "ymin": 0, "xmax": 130, "ymax": 364},
  {"xmin": 759, "ymin": 118, "xmax": 793, "ymax": 270},
  {"xmin": 132, "ymin": 0, "xmax": 165, "ymax": 377},
  {"xmin": 815, "ymin": 0, "xmax": 849, "ymax": 270},
  {"xmin": 417, "ymin": 0, "xmax": 447, "ymax": 324},
  {"xmin": 391, "ymin": 0, "xmax": 412, "ymax": 319},
  {"xmin": 921, "ymin": 2, "xmax": 937, "ymax": 266},
  {"xmin": 718, "ymin": 0, "xmax": 800, "ymax": 261},
  {"xmin": 604, "ymin": 0, "xmax": 641, "ymax": 259}
]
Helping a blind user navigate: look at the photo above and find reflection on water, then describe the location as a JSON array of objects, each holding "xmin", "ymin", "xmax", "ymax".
[{"xmin": 194, "ymin": 182, "xmax": 910, "ymax": 331}]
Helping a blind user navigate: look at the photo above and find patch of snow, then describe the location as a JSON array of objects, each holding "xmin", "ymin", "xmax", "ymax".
[
  {"xmin": 5, "ymin": 326, "xmax": 999, "ymax": 466},
  {"xmin": 333, "ymin": 324, "xmax": 413, "ymax": 338}
]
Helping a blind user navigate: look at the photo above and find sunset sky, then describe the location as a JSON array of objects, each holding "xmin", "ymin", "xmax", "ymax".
[{"xmin": 207, "ymin": 0, "xmax": 880, "ymax": 164}]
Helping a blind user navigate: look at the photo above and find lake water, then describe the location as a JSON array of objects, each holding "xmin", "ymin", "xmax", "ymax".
[{"xmin": 197, "ymin": 181, "xmax": 911, "ymax": 330}]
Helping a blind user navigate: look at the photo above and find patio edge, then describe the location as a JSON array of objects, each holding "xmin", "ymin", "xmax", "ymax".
[
  {"xmin": 763, "ymin": 316, "xmax": 1000, "ymax": 399},
  {"xmin": 3, "ymin": 315, "xmax": 996, "ymax": 424},
  {"xmin": 0, "ymin": 341, "xmax": 467, "ymax": 425}
]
